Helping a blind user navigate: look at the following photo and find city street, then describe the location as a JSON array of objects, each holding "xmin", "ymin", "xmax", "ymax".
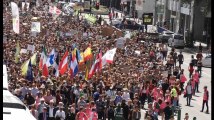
[{"xmin": 101, "ymin": 10, "xmax": 211, "ymax": 119}]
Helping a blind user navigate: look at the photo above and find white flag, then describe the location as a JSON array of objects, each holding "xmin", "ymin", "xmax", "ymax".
[
  {"xmin": 11, "ymin": 2, "xmax": 20, "ymax": 34},
  {"xmin": 102, "ymin": 48, "xmax": 117, "ymax": 67}
]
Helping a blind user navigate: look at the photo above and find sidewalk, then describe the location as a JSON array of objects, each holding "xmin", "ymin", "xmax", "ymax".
[{"xmin": 183, "ymin": 41, "xmax": 210, "ymax": 54}]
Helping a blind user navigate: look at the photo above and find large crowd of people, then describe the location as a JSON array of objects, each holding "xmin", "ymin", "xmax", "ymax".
[{"xmin": 3, "ymin": 1, "xmax": 209, "ymax": 120}]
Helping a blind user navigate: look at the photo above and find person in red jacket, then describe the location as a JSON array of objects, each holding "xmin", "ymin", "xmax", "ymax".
[
  {"xmin": 188, "ymin": 63, "xmax": 194, "ymax": 78},
  {"xmin": 200, "ymin": 86, "xmax": 209, "ymax": 114}
]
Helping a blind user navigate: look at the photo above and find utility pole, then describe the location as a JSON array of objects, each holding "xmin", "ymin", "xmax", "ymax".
[{"xmin": 154, "ymin": 0, "xmax": 157, "ymax": 26}]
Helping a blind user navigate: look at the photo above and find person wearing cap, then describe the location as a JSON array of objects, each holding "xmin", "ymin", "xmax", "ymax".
[
  {"xmin": 200, "ymin": 86, "xmax": 209, "ymax": 114},
  {"xmin": 47, "ymin": 100, "xmax": 57, "ymax": 120},
  {"xmin": 38, "ymin": 107, "xmax": 49, "ymax": 120},
  {"xmin": 55, "ymin": 106, "xmax": 66, "ymax": 120}
]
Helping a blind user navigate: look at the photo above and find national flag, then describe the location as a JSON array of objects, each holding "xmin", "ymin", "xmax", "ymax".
[
  {"xmin": 46, "ymin": 48, "xmax": 56, "ymax": 67},
  {"xmin": 58, "ymin": 51, "xmax": 68, "ymax": 75},
  {"xmin": 88, "ymin": 54, "xmax": 99, "ymax": 79},
  {"xmin": 42, "ymin": 63, "xmax": 49, "ymax": 77},
  {"xmin": 102, "ymin": 48, "xmax": 117, "ymax": 67},
  {"xmin": 49, "ymin": 6, "xmax": 62, "ymax": 19},
  {"xmin": 69, "ymin": 52, "xmax": 78, "ymax": 77},
  {"xmin": 79, "ymin": 52, "xmax": 85, "ymax": 65},
  {"xmin": 83, "ymin": 47, "xmax": 93, "ymax": 61},
  {"xmin": 53, "ymin": 53, "xmax": 59, "ymax": 77},
  {"xmin": 15, "ymin": 41, "xmax": 20, "ymax": 63},
  {"xmin": 26, "ymin": 59, "xmax": 33, "ymax": 81},
  {"xmin": 39, "ymin": 46, "xmax": 47, "ymax": 70},
  {"xmin": 85, "ymin": 61, "xmax": 89, "ymax": 80},
  {"xmin": 30, "ymin": 53, "xmax": 37, "ymax": 65},
  {"xmin": 49, "ymin": 6, "xmax": 62, "ymax": 15},
  {"xmin": 21, "ymin": 59, "xmax": 30, "ymax": 76},
  {"xmin": 76, "ymin": 49, "xmax": 82, "ymax": 63}
]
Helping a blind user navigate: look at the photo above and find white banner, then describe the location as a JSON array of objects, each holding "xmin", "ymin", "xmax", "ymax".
[
  {"xmin": 135, "ymin": 0, "xmax": 144, "ymax": 10},
  {"xmin": 31, "ymin": 22, "xmax": 41, "ymax": 32},
  {"xmin": 11, "ymin": 2, "xmax": 20, "ymax": 34}
]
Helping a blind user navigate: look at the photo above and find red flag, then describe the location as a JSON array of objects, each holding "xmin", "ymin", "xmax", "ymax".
[
  {"xmin": 42, "ymin": 64, "xmax": 49, "ymax": 77},
  {"xmin": 58, "ymin": 51, "xmax": 68, "ymax": 75}
]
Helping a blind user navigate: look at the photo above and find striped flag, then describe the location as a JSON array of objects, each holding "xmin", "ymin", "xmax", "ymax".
[
  {"xmin": 39, "ymin": 46, "xmax": 47, "ymax": 70},
  {"xmin": 58, "ymin": 51, "xmax": 69, "ymax": 75}
]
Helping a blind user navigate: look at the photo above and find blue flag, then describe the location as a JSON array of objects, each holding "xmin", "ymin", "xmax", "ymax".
[{"xmin": 26, "ymin": 59, "xmax": 33, "ymax": 81}]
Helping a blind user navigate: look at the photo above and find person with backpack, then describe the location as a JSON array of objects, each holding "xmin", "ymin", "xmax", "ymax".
[
  {"xmin": 200, "ymin": 86, "xmax": 209, "ymax": 114},
  {"xmin": 114, "ymin": 103, "xmax": 124, "ymax": 120},
  {"xmin": 163, "ymin": 102, "xmax": 173, "ymax": 120},
  {"xmin": 177, "ymin": 52, "xmax": 184, "ymax": 70}
]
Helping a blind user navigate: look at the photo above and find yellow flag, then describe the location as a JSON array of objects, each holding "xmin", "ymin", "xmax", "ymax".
[
  {"xmin": 15, "ymin": 41, "xmax": 20, "ymax": 63},
  {"xmin": 85, "ymin": 66, "xmax": 89, "ymax": 80},
  {"xmin": 30, "ymin": 53, "xmax": 37, "ymax": 65},
  {"xmin": 21, "ymin": 59, "xmax": 29, "ymax": 76}
]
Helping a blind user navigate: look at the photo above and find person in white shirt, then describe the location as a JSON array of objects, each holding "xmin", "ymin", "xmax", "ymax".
[
  {"xmin": 55, "ymin": 107, "xmax": 66, "ymax": 120},
  {"xmin": 122, "ymin": 88, "xmax": 130, "ymax": 102},
  {"xmin": 47, "ymin": 100, "xmax": 57, "ymax": 120}
]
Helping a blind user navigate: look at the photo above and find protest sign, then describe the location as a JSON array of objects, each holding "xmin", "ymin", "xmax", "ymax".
[
  {"xmin": 27, "ymin": 44, "xmax": 35, "ymax": 53},
  {"xmin": 116, "ymin": 37, "xmax": 126, "ymax": 48},
  {"xmin": 31, "ymin": 22, "xmax": 41, "ymax": 32},
  {"xmin": 20, "ymin": 49, "xmax": 28, "ymax": 54}
]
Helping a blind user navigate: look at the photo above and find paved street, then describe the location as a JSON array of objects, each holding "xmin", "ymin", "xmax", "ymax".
[{"xmin": 99, "ymin": 11, "xmax": 211, "ymax": 120}]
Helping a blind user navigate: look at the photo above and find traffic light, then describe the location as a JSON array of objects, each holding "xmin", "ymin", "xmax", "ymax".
[{"xmin": 96, "ymin": 2, "xmax": 100, "ymax": 10}]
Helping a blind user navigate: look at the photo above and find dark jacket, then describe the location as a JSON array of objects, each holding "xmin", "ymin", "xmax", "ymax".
[
  {"xmin": 132, "ymin": 111, "xmax": 141, "ymax": 120},
  {"xmin": 38, "ymin": 112, "xmax": 49, "ymax": 120}
]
